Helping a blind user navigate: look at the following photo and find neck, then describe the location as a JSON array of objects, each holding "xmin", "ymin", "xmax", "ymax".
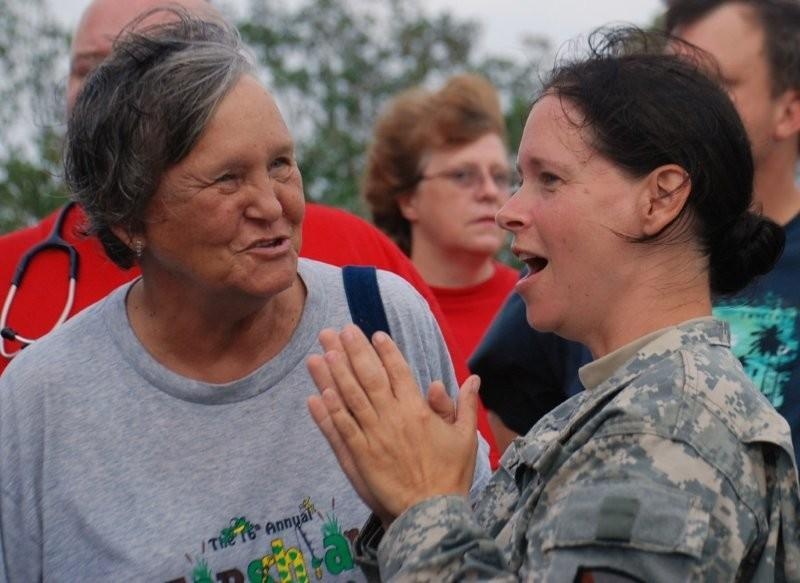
[
  {"xmin": 578, "ymin": 251, "xmax": 712, "ymax": 359},
  {"xmin": 126, "ymin": 274, "xmax": 305, "ymax": 383},
  {"xmin": 410, "ymin": 238, "xmax": 496, "ymax": 288},
  {"xmin": 754, "ymin": 146, "xmax": 800, "ymax": 225}
]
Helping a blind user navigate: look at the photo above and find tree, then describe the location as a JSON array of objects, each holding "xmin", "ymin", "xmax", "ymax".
[
  {"xmin": 239, "ymin": 0, "xmax": 549, "ymax": 213},
  {"xmin": 0, "ymin": 131, "xmax": 68, "ymax": 232},
  {"xmin": 475, "ymin": 34, "xmax": 552, "ymax": 161},
  {"xmin": 0, "ymin": 0, "xmax": 70, "ymax": 233},
  {"xmin": 0, "ymin": 0, "xmax": 550, "ymax": 232}
]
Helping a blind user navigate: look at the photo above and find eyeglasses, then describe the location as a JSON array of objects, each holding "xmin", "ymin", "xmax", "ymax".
[{"xmin": 419, "ymin": 165, "xmax": 515, "ymax": 192}]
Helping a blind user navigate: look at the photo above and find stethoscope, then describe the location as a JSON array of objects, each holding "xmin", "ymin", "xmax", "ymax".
[{"xmin": 0, "ymin": 202, "xmax": 79, "ymax": 359}]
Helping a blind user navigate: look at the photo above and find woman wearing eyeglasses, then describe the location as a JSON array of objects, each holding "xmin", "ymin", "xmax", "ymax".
[{"xmin": 363, "ymin": 75, "xmax": 518, "ymax": 466}]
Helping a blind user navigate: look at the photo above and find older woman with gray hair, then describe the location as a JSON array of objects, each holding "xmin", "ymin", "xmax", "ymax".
[{"xmin": 0, "ymin": 10, "xmax": 489, "ymax": 581}]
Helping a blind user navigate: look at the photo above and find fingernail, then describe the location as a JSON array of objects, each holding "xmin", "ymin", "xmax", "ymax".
[
  {"xmin": 373, "ymin": 331, "xmax": 389, "ymax": 344},
  {"xmin": 324, "ymin": 351, "xmax": 338, "ymax": 363},
  {"xmin": 471, "ymin": 376, "xmax": 481, "ymax": 393},
  {"xmin": 342, "ymin": 327, "xmax": 355, "ymax": 341}
]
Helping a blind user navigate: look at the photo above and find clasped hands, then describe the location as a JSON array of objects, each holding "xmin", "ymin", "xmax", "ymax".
[{"xmin": 307, "ymin": 324, "xmax": 480, "ymax": 526}]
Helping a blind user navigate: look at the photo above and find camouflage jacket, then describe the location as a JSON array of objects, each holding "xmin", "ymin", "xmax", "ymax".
[{"xmin": 376, "ymin": 319, "xmax": 800, "ymax": 581}]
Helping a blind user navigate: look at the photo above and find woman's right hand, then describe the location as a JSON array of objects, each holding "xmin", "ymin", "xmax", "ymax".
[
  {"xmin": 307, "ymin": 331, "xmax": 395, "ymax": 525},
  {"xmin": 306, "ymin": 324, "xmax": 480, "ymax": 523}
]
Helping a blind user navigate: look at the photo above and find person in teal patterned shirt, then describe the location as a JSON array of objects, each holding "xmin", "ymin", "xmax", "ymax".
[{"xmin": 672, "ymin": 0, "xmax": 800, "ymax": 461}]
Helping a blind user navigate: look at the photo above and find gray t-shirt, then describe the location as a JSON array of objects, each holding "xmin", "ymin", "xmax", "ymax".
[{"xmin": 0, "ymin": 258, "xmax": 490, "ymax": 582}]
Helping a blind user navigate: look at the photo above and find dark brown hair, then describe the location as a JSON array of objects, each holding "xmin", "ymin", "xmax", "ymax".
[{"xmin": 543, "ymin": 27, "xmax": 784, "ymax": 295}]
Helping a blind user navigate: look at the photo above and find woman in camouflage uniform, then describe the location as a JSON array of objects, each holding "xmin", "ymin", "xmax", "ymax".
[{"xmin": 306, "ymin": 29, "xmax": 800, "ymax": 582}]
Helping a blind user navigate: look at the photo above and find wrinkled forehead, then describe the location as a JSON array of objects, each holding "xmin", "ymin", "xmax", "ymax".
[{"xmin": 70, "ymin": 0, "xmax": 218, "ymax": 63}]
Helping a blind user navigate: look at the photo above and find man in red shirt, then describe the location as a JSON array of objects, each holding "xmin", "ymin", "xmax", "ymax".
[{"xmin": 0, "ymin": 0, "xmax": 504, "ymax": 462}]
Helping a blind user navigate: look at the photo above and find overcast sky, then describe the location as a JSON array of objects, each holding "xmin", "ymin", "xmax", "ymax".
[
  {"xmin": 46, "ymin": 0, "xmax": 665, "ymax": 58},
  {"xmin": 26, "ymin": 0, "xmax": 664, "ymax": 153}
]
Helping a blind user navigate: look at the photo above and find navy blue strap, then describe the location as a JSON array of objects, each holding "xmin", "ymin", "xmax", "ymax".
[{"xmin": 342, "ymin": 266, "xmax": 392, "ymax": 339}]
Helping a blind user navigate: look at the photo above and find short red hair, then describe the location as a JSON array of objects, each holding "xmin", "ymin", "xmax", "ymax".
[{"xmin": 362, "ymin": 74, "xmax": 506, "ymax": 254}]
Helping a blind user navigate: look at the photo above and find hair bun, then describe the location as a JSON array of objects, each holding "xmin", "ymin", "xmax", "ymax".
[{"xmin": 709, "ymin": 212, "xmax": 785, "ymax": 295}]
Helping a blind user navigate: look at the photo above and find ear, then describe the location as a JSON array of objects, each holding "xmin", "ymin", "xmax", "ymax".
[
  {"xmin": 111, "ymin": 225, "xmax": 133, "ymax": 247},
  {"xmin": 773, "ymin": 89, "xmax": 800, "ymax": 141},
  {"xmin": 397, "ymin": 192, "xmax": 420, "ymax": 223},
  {"xmin": 639, "ymin": 165, "xmax": 691, "ymax": 238},
  {"xmin": 110, "ymin": 225, "xmax": 144, "ymax": 253}
]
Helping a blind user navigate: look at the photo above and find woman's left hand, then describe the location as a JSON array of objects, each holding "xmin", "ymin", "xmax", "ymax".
[{"xmin": 307, "ymin": 324, "xmax": 480, "ymax": 521}]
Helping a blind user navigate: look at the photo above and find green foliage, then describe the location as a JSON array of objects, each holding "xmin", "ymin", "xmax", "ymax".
[
  {"xmin": 474, "ymin": 34, "xmax": 552, "ymax": 157},
  {"xmin": 0, "ymin": 0, "xmax": 550, "ymax": 232},
  {"xmin": 0, "ymin": 0, "xmax": 69, "ymax": 233},
  {"xmin": 0, "ymin": 0, "xmax": 67, "ymax": 131},
  {"xmin": 240, "ymin": 0, "xmax": 549, "ymax": 214},
  {"xmin": 0, "ymin": 129, "xmax": 68, "ymax": 233}
]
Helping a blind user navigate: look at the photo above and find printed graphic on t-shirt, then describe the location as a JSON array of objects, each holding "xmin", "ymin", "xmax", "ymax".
[
  {"xmin": 714, "ymin": 295, "xmax": 799, "ymax": 409},
  {"xmin": 166, "ymin": 497, "xmax": 361, "ymax": 583}
]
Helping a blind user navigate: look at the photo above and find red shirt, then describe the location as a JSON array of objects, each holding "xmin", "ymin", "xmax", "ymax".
[
  {"xmin": 430, "ymin": 263, "xmax": 520, "ymax": 361},
  {"xmin": 431, "ymin": 263, "xmax": 519, "ymax": 466},
  {"xmin": 0, "ymin": 203, "xmax": 500, "ymax": 459}
]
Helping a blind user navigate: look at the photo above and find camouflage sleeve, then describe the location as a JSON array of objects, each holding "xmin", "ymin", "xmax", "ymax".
[
  {"xmin": 520, "ymin": 432, "xmax": 759, "ymax": 582},
  {"xmin": 377, "ymin": 495, "xmax": 516, "ymax": 581},
  {"xmin": 377, "ymin": 433, "xmax": 773, "ymax": 581},
  {"xmin": 765, "ymin": 445, "xmax": 800, "ymax": 580}
]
